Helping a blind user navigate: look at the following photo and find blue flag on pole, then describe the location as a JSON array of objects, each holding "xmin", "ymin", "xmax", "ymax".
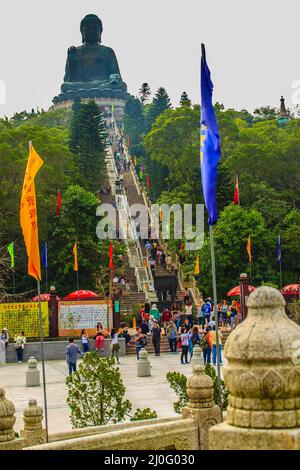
[
  {"xmin": 277, "ymin": 235, "xmax": 281, "ymax": 263},
  {"xmin": 42, "ymin": 242, "xmax": 48, "ymax": 268},
  {"xmin": 200, "ymin": 44, "xmax": 221, "ymax": 226}
]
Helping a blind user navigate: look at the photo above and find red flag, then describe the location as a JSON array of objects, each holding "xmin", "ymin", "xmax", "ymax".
[
  {"xmin": 233, "ymin": 176, "xmax": 239, "ymax": 205},
  {"xmin": 146, "ymin": 175, "xmax": 150, "ymax": 189},
  {"xmin": 180, "ymin": 241, "xmax": 184, "ymax": 253},
  {"xmin": 108, "ymin": 241, "xmax": 114, "ymax": 270},
  {"xmin": 56, "ymin": 190, "xmax": 62, "ymax": 217}
]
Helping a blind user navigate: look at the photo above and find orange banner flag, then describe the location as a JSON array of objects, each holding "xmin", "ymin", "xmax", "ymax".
[
  {"xmin": 194, "ymin": 255, "xmax": 200, "ymax": 275},
  {"xmin": 73, "ymin": 242, "xmax": 78, "ymax": 272},
  {"xmin": 247, "ymin": 235, "xmax": 252, "ymax": 263},
  {"xmin": 20, "ymin": 144, "xmax": 44, "ymax": 281}
]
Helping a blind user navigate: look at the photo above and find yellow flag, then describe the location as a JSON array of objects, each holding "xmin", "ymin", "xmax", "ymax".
[
  {"xmin": 134, "ymin": 155, "xmax": 137, "ymax": 166},
  {"xmin": 20, "ymin": 144, "xmax": 44, "ymax": 280},
  {"xmin": 247, "ymin": 235, "xmax": 252, "ymax": 263},
  {"xmin": 194, "ymin": 255, "xmax": 200, "ymax": 275},
  {"xmin": 73, "ymin": 242, "xmax": 78, "ymax": 272}
]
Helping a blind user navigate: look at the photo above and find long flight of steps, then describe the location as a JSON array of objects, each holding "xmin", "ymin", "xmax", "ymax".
[{"xmin": 126, "ymin": 327, "xmax": 232, "ymax": 355}]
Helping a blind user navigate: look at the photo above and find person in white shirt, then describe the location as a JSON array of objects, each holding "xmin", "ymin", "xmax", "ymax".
[{"xmin": 110, "ymin": 328, "xmax": 120, "ymax": 364}]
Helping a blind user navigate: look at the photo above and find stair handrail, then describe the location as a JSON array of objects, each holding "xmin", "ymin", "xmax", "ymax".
[{"xmin": 108, "ymin": 128, "xmax": 155, "ymax": 295}]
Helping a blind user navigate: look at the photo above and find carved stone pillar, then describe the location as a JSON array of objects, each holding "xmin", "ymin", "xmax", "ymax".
[
  {"xmin": 182, "ymin": 366, "xmax": 221, "ymax": 450},
  {"xmin": 0, "ymin": 387, "xmax": 25, "ymax": 450},
  {"xmin": 20, "ymin": 399, "xmax": 46, "ymax": 446},
  {"xmin": 209, "ymin": 286, "xmax": 300, "ymax": 450},
  {"xmin": 239, "ymin": 273, "xmax": 249, "ymax": 321},
  {"xmin": 49, "ymin": 286, "xmax": 59, "ymax": 337}
]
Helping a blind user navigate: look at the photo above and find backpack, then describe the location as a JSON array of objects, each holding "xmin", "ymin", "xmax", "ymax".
[
  {"xmin": 201, "ymin": 334, "xmax": 210, "ymax": 349},
  {"xmin": 139, "ymin": 335, "xmax": 147, "ymax": 347},
  {"xmin": 191, "ymin": 333, "xmax": 200, "ymax": 346},
  {"xmin": 203, "ymin": 303, "xmax": 211, "ymax": 315}
]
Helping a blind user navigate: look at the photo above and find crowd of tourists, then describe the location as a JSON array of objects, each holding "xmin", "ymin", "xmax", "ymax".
[{"xmin": 130, "ymin": 295, "xmax": 240, "ymax": 364}]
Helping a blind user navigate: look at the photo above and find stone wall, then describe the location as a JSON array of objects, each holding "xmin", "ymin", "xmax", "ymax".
[
  {"xmin": 26, "ymin": 417, "xmax": 198, "ymax": 450},
  {"xmin": 5, "ymin": 338, "xmax": 125, "ymax": 363}
]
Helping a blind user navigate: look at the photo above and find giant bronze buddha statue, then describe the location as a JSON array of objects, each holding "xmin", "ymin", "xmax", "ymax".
[{"xmin": 53, "ymin": 14, "xmax": 128, "ymax": 104}]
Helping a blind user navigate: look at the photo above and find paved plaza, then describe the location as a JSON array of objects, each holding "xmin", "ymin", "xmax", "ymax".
[{"xmin": 0, "ymin": 354, "xmax": 224, "ymax": 434}]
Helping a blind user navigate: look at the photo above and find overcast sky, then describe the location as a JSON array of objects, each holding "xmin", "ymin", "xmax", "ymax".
[{"xmin": 0, "ymin": 0, "xmax": 298, "ymax": 117}]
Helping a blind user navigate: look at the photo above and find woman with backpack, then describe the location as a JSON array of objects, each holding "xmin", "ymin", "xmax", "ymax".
[
  {"xmin": 189, "ymin": 326, "xmax": 201, "ymax": 358},
  {"xmin": 202, "ymin": 327, "xmax": 212, "ymax": 365}
]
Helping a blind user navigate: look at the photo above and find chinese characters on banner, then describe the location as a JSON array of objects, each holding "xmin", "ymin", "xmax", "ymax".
[
  {"xmin": 58, "ymin": 301, "xmax": 113, "ymax": 336},
  {"xmin": 0, "ymin": 302, "xmax": 49, "ymax": 337}
]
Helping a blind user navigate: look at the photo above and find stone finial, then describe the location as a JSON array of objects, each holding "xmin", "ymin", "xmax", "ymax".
[
  {"xmin": 139, "ymin": 349, "xmax": 148, "ymax": 361},
  {"xmin": 23, "ymin": 399, "xmax": 43, "ymax": 431},
  {"xmin": 224, "ymin": 286, "xmax": 300, "ymax": 429},
  {"xmin": 186, "ymin": 366, "xmax": 214, "ymax": 409},
  {"xmin": 191, "ymin": 345, "xmax": 204, "ymax": 372},
  {"xmin": 27, "ymin": 357, "xmax": 38, "ymax": 369},
  {"xmin": 0, "ymin": 387, "xmax": 16, "ymax": 443},
  {"xmin": 137, "ymin": 349, "xmax": 151, "ymax": 377},
  {"xmin": 26, "ymin": 357, "xmax": 40, "ymax": 387},
  {"xmin": 182, "ymin": 366, "xmax": 221, "ymax": 450},
  {"xmin": 20, "ymin": 399, "xmax": 46, "ymax": 446}
]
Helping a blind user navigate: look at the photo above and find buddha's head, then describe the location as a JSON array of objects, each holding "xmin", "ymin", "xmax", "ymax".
[{"xmin": 80, "ymin": 14, "xmax": 103, "ymax": 44}]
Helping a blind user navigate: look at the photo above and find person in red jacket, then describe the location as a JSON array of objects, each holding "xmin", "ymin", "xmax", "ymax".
[{"xmin": 162, "ymin": 308, "xmax": 172, "ymax": 335}]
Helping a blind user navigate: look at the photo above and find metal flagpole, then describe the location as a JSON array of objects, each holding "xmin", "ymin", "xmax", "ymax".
[
  {"xmin": 249, "ymin": 261, "xmax": 252, "ymax": 285},
  {"xmin": 279, "ymin": 260, "xmax": 282, "ymax": 290},
  {"xmin": 45, "ymin": 242, "xmax": 48, "ymax": 293},
  {"xmin": 209, "ymin": 224, "xmax": 223, "ymax": 419},
  {"xmin": 76, "ymin": 270, "xmax": 79, "ymax": 292},
  {"xmin": 37, "ymin": 279, "xmax": 49, "ymax": 443},
  {"xmin": 12, "ymin": 269, "xmax": 16, "ymax": 296}
]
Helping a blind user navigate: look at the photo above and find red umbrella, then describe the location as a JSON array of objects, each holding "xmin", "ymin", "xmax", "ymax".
[
  {"xmin": 32, "ymin": 293, "xmax": 61, "ymax": 302},
  {"xmin": 281, "ymin": 284, "xmax": 300, "ymax": 295},
  {"xmin": 64, "ymin": 290, "xmax": 100, "ymax": 301},
  {"xmin": 227, "ymin": 285, "xmax": 256, "ymax": 297}
]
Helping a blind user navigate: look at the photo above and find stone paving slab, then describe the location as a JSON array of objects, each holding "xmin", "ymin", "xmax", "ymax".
[{"xmin": 0, "ymin": 353, "xmax": 225, "ymax": 434}]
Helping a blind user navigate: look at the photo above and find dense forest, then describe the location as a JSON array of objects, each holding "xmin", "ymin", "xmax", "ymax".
[
  {"xmin": 0, "ymin": 102, "xmax": 124, "ymax": 299},
  {"xmin": 124, "ymin": 87, "xmax": 300, "ymax": 296},
  {"xmin": 0, "ymin": 87, "xmax": 299, "ymax": 299}
]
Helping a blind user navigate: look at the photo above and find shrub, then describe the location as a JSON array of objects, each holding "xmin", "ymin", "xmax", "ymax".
[
  {"xmin": 66, "ymin": 352, "xmax": 157, "ymax": 428},
  {"xmin": 204, "ymin": 364, "xmax": 229, "ymax": 410},
  {"xmin": 166, "ymin": 366, "xmax": 229, "ymax": 414},
  {"xmin": 66, "ymin": 352, "xmax": 132, "ymax": 428},
  {"xmin": 166, "ymin": 371, "xmax": 188, "ymax": 413},
  {"xmin": 130, "ymin": 408, "xmax": 158, "ymax": 421}
]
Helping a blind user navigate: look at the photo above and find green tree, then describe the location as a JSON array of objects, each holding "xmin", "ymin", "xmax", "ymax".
[
  {"xmin": 123, "ymin": 96, "xmax": 146, "ymax": 148},
  {"xmin": 0, "ymin": 123, "xmax": 73, "ymax": 294},
  {"xmin": 198, "ymin": 205, "xmax": 276, "ymax": 297},
  {"xmin": 253, "ymin": 106, "xmax": 278, "ymax": 122},
  {"xmin": 69, "ymin": 100, "xmax": 108, "ymax": 192},
  {"xmin": 146, "ymin": 87, "xmax": 172, "ymax": 132},
  {"xmin": 66, "ymin": 353, "xmax": 132, "ymax": 427},
  {"xmin": 139, "ymin": 83, "xmax": 151, "ymax": 105},
  {"xmin": 145, "ymin": 106, "xmax": 201, "ymax": 203},
  {"xmin": 48, "ymin": 185, "xmax": 100, "ymax": 295},
  {"xmin": 66, "ymin": 353, "xmax": 157, "ymax": 428},
  {"xmin": 180, "ymin": 91, "xmax": 191, "ymax": 107}
]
